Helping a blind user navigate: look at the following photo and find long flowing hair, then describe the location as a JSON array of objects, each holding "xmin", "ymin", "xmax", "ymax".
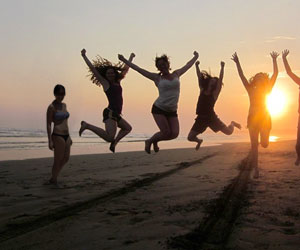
[{"xmin": 89, "ymin": 56, "xmax": 124, "ymax": 85}]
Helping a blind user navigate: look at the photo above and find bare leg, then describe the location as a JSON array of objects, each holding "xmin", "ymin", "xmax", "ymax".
[
  {"xmin": 50, "ymin": 135, "xmax": 66, "ymax": 183},
  {"xmin": 79, "ymin": 120, "xmax": 116, "ymax": 143},
  {"xmin": 187, "ymin": 130, "xmax": 203, "ymax": 150},
  {"xmin": 220, "ymin": 121, "xmax": 242, "ymax": 135},
  {"xmin": 249, "ymin": 127, "xmax": 259, "ymax": 178},
  {"xmin": 59, "ymin": 136, "xmax": 72, "ymax": 174},
  {"xmin": 148, "ymin": 116, "xmax": 179, "ymax": 153},
  {"xmin": 110, "ymin": 118, "xmax": 132, "ymax": 153},
  {"xmin": 145, "ymin": 114, "xmax": 172, "ymax": 154}
]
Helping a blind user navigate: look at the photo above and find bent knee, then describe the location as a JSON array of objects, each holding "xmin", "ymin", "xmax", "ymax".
[
  {"xmin": 107, "ymin": 136, "xmax": 115, "ymax": 143},
  {"xmin": 170, "ymin": 131, "xmax": 179, "ymax": 139},
  {"xmin": 187, "ymin": 134, "xmax": 194, "ymax": 141},
  {"xmin": 126, "ymin": 125, "xmax": 132, "ymax": 133}
]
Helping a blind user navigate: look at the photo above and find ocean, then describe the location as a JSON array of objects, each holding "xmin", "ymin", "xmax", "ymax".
[{"xmin": 0, "ymin": 127, "xmax": 292, "ymax": 161}]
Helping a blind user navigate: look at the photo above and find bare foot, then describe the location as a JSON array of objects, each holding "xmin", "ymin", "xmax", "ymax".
[
  {"xmin": 253, "ymin": 168, "xmax": 259, "ymax": 179},
  {"xmin": 153, "ymin": 142, "xmax": 159, "ymax": 153},
  {"xmin": 109, "ymin": 140, "xmax": 116, "ymax": 153},
  {"xmin": 79, "ymin": 121, "xmax": 87, "ymax": 137},
  {"xmin": 145, "ymin": 140, "xmax": 151, "ymax": 154},
  {"xmin": 196, "ymin": 139, "xmax": 203, "ymax": 150},
  {"xmin": 231, "ymin": 121, "xmax": 242, "ymax": 130},
  {"xmin": 295, "ymin": 158, "xmax": 300, "ymax": 166}
]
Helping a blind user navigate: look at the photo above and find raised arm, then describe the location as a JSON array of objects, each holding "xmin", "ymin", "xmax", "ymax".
[
  {"xmin": 231, "ymin": 52, "xmax": 250, "ymax": 91},
  {"xmin": 174, "ymin": 51, "xmax": 199, "ymax": 77},
  {"xmin": 282, "ymin": 49, "xmax": 300, "ymax": 85},
  {"xmin": 269, "ymin": 51, "xmax": 279, "ymax": 89},
  {"xmin": 121, "ymin": 53, "xmax": 135, "ymax": 78},
  {"xmin": 118, "ymin": 54, "xmax": 158, "ymax": 81},
  {"xmin": 213, "ymin": 61, "xmax": 225, "ymax": 99},
  {"xmin": 195, "ymin": 61, "xmax": 203, "ymax": 89},
  {"xmin": 81, "ymin": 49, "xmax": 110, "ymax": 90}
]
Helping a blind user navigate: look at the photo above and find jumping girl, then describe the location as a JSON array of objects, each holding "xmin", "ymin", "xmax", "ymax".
[
  {"xmin": 232, "ymin": 51, "xmax": 279, "ymax": 178},
  {"xmin": 118, "ymin": 52, "xmax": 199, "ymax": 154},
  {"xmin": 79, "ymin": 49, "xmax": 134, "ymax": 153},
  {"xmin": 187, "ymin": 60, "xmax": 241, "ymax": 150}
]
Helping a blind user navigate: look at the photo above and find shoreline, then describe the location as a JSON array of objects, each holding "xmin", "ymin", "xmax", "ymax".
[{"xmin": 0, "ymin": 139, "xmax": 295, "ymax": 163}]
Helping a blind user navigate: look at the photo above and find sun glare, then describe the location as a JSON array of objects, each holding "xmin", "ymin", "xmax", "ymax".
[{"xmin": 266, "ymin": 89, "xmax": 287, "ymax": 117}]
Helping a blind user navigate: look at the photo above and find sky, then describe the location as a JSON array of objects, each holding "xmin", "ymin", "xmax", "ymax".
[{"xmin": 1, "ymin": 0, "xmax": 300, "ymax": 136}]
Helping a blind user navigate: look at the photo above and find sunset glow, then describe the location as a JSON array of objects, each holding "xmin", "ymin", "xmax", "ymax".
[{"xmin": 266, "ymin": 89, "xmax": 287, "ymax": 117}]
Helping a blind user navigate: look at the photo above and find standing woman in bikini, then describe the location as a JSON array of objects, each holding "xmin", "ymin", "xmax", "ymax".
[
  {"xmin": 232, "ymin": 51, "xmax": 279, "ymax": 178},
  {"xmin": 46, "ymin": 84, "xmax": 72, "ymax": 185},
  {"xmin": 187, "ymin": 60, "xmax": 241, "ymax": 150},
  {"xmin": 79, "ymin": 49, "xmax": 134, "ymax": 153},
  {"xmin": 118, "ymin": 51, "xmax": 199, "ymax": 153},
  {"xmin": 282, "ymin": 49, "xmax": 300, "ymax": 165}
]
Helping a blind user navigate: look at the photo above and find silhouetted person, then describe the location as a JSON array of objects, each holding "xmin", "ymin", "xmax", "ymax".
[
  {"xmin": 232, "ymin": 52, "xmax": 279, "ymax": 178},
  {"xmin": 118, "ymin": 52, "xmax": 199, "ymax": 153},
  {"xmin": 46, "ymin": 84, "xmax": 72, "ymax": 186},
  {"xmin": 188, "ymin": 60, "xmax": 241, "ymax": 150},
  {"xmin": 79, "ymin": 49, "xmax": 134, "ymax": 153},
  {"xmin": 282, "ymin": 49, "xmax": 300, "ymax": 165}
]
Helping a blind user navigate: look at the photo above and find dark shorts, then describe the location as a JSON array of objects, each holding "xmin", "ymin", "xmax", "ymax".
[
  {"xmin": 103, "ymin": 108, "xmax": 122, "ymax": 123},
  {"xmin": 151, "ymin": 105, "xmax": 178, "ymax": 117},
  {"xmin": 191, "ymin": 114, "xmax": 226, "ymax": 133}
]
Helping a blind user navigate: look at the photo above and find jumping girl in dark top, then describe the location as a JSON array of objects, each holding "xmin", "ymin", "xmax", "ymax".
[
  {"xmin": 187, "ymin": 61, "xmax": 241, "ymax": 150},
  {"xmin": 46, "ymin": 84, "xmax": 72, "ymax": 185},
  {"xmin": 282, "ymin": 49, "xmax": 300, "ymax": 165},
  {"xmin": 118, "ymin": 52, "xmax": 199, "ymax": 154},
  {"xmin": 79, "ymin": 49, "xmax": 134, "ymax": 153},
  {"xmin": 232, "ymin": 51, "xmax": 279, "ymax": 178}
]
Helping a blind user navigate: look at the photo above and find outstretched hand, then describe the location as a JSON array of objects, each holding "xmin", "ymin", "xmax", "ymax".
[
  {"xmin": 195, "ymin": 60, "xmax": 200, "ymax": 66},
  {"xmin": 130, "ymin": 53, "xmax": 135, "ymax": 59},
  {"xmin": 221, "ymin": 61, "xmax": 225, "ymax": 67},
  {"xmin": 270, "ymin": 51, "xmax": 279, "ymax": 59},
  {"xmin": 282, "ymin": 49, "xmax": 289, "ymax": 58},
  {"xmin": 270, "ymin": 51, "xmax": 279, "ymax": 60},
  {"xmin": 193, "ymin": 51, "xmax": 199, "ymax": 58},
  {"xmin": 81, "ymin": 49, "xmax": 86, "ymax": 57},
  {"xmin": 231, "ymin": 52, "xmax": 239, "ymax": 63}
]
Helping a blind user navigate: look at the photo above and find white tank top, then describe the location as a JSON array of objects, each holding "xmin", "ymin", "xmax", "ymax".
[{"xmin": 154, "ymin": 76, "xmax": 180, "ymax": 112}]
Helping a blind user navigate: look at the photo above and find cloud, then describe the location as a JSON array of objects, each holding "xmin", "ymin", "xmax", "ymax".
[
  {"xmin": 264, "ymin": 36, "xmax": 296, "ymax": 43},
  {"xmin": 273, "ymin": 36, "xmax": 296, "ymax": 40}
]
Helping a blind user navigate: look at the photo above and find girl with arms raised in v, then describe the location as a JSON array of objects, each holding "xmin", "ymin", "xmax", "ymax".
[
  {"xmin": 79, "ymin": 49, "xmax": 134, "ymax": 153},
  {"xmin": 232, "ymin": 51, "xmax": 279, "ymax": 178},
  {"xmin": 187, "ymin": 60, "xmax": 241, "ymax": 150},
  {"xmin": 118, "ymin": 52, "xmax": 199, "ymax": 154}
]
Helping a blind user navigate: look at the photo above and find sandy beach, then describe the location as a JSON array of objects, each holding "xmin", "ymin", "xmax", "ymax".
[{"xmin": 0, "ymin": 141, "xmax": 299, "ymax": 250}]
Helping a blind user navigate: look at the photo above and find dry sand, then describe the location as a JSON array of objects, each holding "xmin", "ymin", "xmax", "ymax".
[{"xmin": 0, "ymin": 141, "xmax": 299, "ymax": 250}]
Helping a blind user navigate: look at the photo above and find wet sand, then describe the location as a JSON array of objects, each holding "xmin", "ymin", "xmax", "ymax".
[{"xmin": 0, "ymin": 141, "xmax": 299, "ymax": 250}]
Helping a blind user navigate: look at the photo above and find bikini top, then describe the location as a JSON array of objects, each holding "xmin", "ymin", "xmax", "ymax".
[
  {"xmin": 51, "ymin": 103, "xmax": 70, "ymax": 121},
  {"xmin": 54, "ymin": 111, "xmax": 70, "ymax": 121}
]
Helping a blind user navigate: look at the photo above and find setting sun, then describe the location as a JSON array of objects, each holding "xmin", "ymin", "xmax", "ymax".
[{"xmin": 266, "ymin": 88, "xmax": 287, "ymax": 117}]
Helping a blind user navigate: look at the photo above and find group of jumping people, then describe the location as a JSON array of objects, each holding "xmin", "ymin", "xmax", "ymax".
[{"xmin": 46, "ymin": 49, "xmax": 300, "ymax": 185}]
